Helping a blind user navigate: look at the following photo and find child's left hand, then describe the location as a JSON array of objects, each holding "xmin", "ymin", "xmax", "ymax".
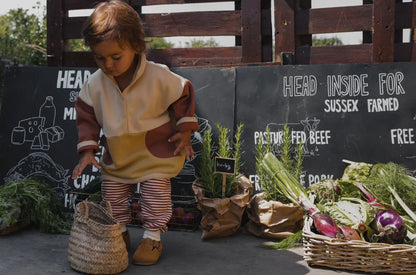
[{"xmin": 169, "ymin": 130, "xmax": 194, "ymax": 160}]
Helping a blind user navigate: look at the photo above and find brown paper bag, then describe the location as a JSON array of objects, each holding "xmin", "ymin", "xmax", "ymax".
[
  {"xmin": 192, "ymin": 175, "xmax": 252, "ymax": 240},
  {"xmin": 245, "ymin": 192, "xmax": 303, "ymax": 239}
]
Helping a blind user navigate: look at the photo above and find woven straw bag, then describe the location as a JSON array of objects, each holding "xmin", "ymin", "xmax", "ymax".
[
  {"xmin": 68, "ymin": 201, "xmax": 129, "ymax": 274},
  {"xmin": 303, "ymin": 216, "xmax": 416, "ymax": 274}
]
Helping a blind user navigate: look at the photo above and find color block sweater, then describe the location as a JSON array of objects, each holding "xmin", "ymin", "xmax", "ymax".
[{"xmin": 75, "ymin": 54, "xmax": 199, "ymax": 183}]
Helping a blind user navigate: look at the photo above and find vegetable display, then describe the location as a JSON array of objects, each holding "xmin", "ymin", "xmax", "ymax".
[
  {"xmin": 262, "ymin": 152, "xmax": 416, "ymax": 245},
  {"xmin": 342, "ymin": 160, "xmax": 416, "ymax": 244},
  {"xmin": 261, "ymin": 153, "xmax": 342, "ymax": 239}
]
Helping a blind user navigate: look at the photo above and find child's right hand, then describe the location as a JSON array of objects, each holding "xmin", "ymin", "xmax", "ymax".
[{"xmin": 71, "ymin": 149, "xmax": 102, "ymax": 179}]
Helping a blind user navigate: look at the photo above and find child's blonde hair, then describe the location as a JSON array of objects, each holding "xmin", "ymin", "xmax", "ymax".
[{"xmin": 82, "ymin": 0, "xmax": 146, "ymax": 53}]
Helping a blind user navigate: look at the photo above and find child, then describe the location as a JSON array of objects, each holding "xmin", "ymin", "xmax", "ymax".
[{"xmin": 71, "ymin": 0, "xmax": 199, "ymax": 266}]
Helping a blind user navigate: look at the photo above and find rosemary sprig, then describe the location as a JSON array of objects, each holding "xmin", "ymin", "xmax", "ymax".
[{"xmin": 198, "ymin": 123, "xmax": 244, "ymax": 198}]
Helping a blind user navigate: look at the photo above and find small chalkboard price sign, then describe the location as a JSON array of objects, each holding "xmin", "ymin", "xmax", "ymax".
[{"xmin": 215, "ymin": 157, "xmax": 236, "ymax": 197}]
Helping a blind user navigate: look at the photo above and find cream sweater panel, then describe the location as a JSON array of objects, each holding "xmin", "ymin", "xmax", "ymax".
[{"xmin": 79, "ymin": 55, "xmax": 186, "ymax": 138}]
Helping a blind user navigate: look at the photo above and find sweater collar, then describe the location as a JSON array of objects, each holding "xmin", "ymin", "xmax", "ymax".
[{"xmin": 102, "ymin": 53, "xmax": 147, "ymax": 89}]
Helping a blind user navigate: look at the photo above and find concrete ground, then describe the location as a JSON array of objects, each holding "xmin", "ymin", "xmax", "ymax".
[{"xmin": 0, "ymin": 226, "xmax": 363, "ymax": 275}]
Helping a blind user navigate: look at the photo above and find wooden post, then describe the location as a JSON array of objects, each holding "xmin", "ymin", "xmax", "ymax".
[
  {"xmin": 47, "ymin": 0, "xmax": 65, "ymax": 66},
  {"xmin": 261, "ymin": 0, "xmax": 273, "ymax": 62},
  {"xmin": 221, "ymin": 174, "xmax": 226, "ymax": 198},
  {"xmin": 372, "ymin": 0, "xmax": 396, "ymax": 62},
  {"xmin": 274, "ymin": 0, "xmax": 295, "ymax": 64},
  {"xmin": 294, "ymin": 0, "xmax": 311, "ymax": 48},
  {"xmin": 241, "ymin": 0, "xmax": 262, "ymax": 63}
]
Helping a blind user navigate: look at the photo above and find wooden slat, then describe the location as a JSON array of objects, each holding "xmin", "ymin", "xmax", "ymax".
[
  {"xmin": 47, "ymin": 0, "xmax": 65, "ymax": 66},
  {"xmin": 153, "ymin": 47, "xmax": 242, "ymax": 67},
  {"xmin": 142, "ymin": 11, "xmax": 241, "ymax": 37},
  {"xmin": 62, "ymin": 47, "xmax": 243, "ymax": 67},
  {"xmin": 372, "ymin": 0, "xmax": 395, "ymax": 62},
  {"xmin": 64, "ymin": 0, "xmax": 235, "ymax": 12},
  {"xmin": 63, "ymin": 11, "xmax": 241, "ymax": 39},
  {"xmin": 52, "ymin": 0, "xmax": 416, "ymax": 67},
  {"xmin": 274, "ymin": 0, "xmax": 295, "ymax": 64},
  {"xmin": 64, "ymin": 0, "xmax": 106, "ymax": 10},
  {"xmin": 295, "ymin": 44, "xmax": 372, "ymax": 64},
  {"xmin": 131, "ymin": 0, "xmax": 234, "ymax": 5},
  {"xmin": 241, "ymin": 0, "xmax": 262, "ymax": 63},
  {"xmin": 296, "ymin": 5, "xmax": 372, "ymax": 35}
]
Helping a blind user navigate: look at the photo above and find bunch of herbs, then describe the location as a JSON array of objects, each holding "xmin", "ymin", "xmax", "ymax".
[
  {"xmin": 198, "ymin": 123, "xmax": 244, "ymax": 198},
  {"xmin": 0, "ymin": 179, "xmax": 72, "ymax": 234}
]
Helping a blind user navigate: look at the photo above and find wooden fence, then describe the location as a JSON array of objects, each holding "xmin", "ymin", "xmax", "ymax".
[{"xmin": 47, "ymin": 0, "xmax": 416, "ymax": 67}]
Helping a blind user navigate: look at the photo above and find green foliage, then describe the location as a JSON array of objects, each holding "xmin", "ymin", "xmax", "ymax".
[
  {"xmin": 312, "ymin": 37, "xmax": 343, "ymax": 46},
  {"xmin": 184, "ymin": 38, "xmax": 219, "ymax": 48},
  {"xmin": 280, "ymin": 125, "xmax": 304, "ymax": 181},
  {"xmin": 259, "ymin": 230, "xmax": 303, "ymax": 250},
  {"xmin": 68, "ymin": 39, "xmax": 90, "ymax": 52},
  {"xmin": 0, "ymin": 179, "xmax": 72, "ymax": 234},
  {"xmin": 0, "ymin": 8, "xmax": 46, "ymax": 65},
  {"xmin": 0, "ymin": 5, "xmax": 47, "ymax": 100},
  {"xmin": 198, "ymin": 123, "xmax": 244, "ymax": 198},
  {"xmin": 199, "ymin": 128, "xmax": 216, "ymax": 196},
  {"xmin": 280, "ymin": 125, "xmax": 293, "ymax": 173},
  {"xmin": 233, "ymin": 123, "xmax": 244, "ymax": 175},
  {"xmin": 255, "ymin": 127, "xmax": 278, "ymax": 201},
  {"xmin": 146, "ymin": 37, "xmax": 175, "ymax": 49},
  {"xmin": 364, "ymin": 162, "xmax": 416, "ymax": 215}
]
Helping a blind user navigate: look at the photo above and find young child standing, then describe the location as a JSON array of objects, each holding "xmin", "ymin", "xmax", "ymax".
[{"xmin": 71, "ymin": 0, "xmax": 199, "ymax": 266}]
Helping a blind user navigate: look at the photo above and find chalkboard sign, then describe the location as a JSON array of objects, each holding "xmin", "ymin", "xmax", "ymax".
[
  {"xmin": 215, "ymin": 157, "xmax": 236, "ymax": 175},
  {"xmin": 0, "ymin": 63, "xmax": 415, "ymax": 205},
  {"xmin": 235, "ymin": 62, "xmax": 416, "ymax": 190},
  {"xmin": 0, "ymin": 66, "xmax": 235, "ymax": 207}
]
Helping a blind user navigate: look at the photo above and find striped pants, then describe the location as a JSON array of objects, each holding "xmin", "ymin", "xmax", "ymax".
[{"xmin": 101, "ymin": 178, "xmax": 172, "ymax": 232}]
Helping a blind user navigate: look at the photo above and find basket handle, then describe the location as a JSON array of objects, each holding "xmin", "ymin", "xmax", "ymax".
[
  {"xmin": 104, "ymin": 201, "xmax": 113, "ymax": 217},
  {"xmin": 83, "ymin": 201, "xmax": 90, "ymax": 219}
]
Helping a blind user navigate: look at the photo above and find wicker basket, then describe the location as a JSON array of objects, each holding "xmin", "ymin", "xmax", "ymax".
[
  {"xmin": 68, "ymin": 201, "xmax": 129, "ymax": 275},
  {"xmin": 303, "ymin": 216, "xmax": 416, "ymax": 274}
]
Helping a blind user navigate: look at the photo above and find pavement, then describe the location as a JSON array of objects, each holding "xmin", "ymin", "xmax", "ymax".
[{"xmin": 0, "ymin": 225, "xmax": 363, "ymax": 275}]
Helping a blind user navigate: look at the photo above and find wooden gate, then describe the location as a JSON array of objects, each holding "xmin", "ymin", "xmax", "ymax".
[{"xmin": 47, "ymin": 0, "xmax": 416, "ymax": 67}]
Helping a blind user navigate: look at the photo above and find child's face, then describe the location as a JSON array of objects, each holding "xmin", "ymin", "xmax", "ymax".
[{"xmin": 91, "ymin": 40, "xmax": 138, "ymax": 77}]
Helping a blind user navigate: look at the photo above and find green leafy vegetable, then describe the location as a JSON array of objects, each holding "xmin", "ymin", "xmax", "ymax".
[
  {"xmin": 261, "ymin": 153, "xmax": 314, "ymax": 211},
  {"xmin": 0, "ymin": 197, "xmax": 21, "ymax": 231},
  {"xmin": 0, "ymin": 179, "xmax": 71, "ymax": 234},
  {"xmin": 257, "ymin": 125, "xmax": 304, "ymax": 203},
  {"xmin": 342, "ymin": 160, "xmax": 416, "ymax": 241},
  {"xmin": 364, "ymin": 162, "xmax": 416, "ymax": 214},
  {"xmin": 259, "ymin": 230, "xmax": 303, "ymax": 250},
  {"xmin": 341, "ymin": 160, "xmax": 372, "ymax": 183},
  {"xmin": 321, "ymin": 197, "xmax": 376, "ymax": 237}
]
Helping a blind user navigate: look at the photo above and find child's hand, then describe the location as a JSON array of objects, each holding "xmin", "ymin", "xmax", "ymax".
[
  {"xmin": 71, "ymin": 149, "xmax": 102, "ymax": 179},
  {"xmin": 169, "ymin": 130, "xmax": 194, "ymax": 160}
]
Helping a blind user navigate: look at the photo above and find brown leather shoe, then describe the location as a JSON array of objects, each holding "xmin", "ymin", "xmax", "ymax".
[
  {"xmin": 132, "ymin": 238, "xmax": 162, "ymax": 265},
  {"xmin": 122, "ymin": 230, "xmax": 130, "ymax": 251}
]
